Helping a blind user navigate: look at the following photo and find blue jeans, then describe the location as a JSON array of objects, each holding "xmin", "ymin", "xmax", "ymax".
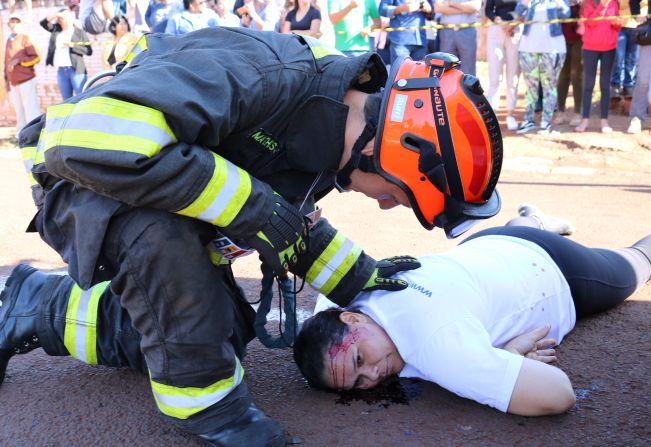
[
  {"xmin": 57, "ymin": 67, "xmax": 87, "ymax": 100},
  {"xmin": 389, "ymin": 43, "xmax": 426, "ymax": 66},
  {"xmin": 611, "ymin": 28, "xmax": 640, "ymax": 89},
  {"xmin": 438, "ymin": 27, "xmax": 477, "ymax": 75}
]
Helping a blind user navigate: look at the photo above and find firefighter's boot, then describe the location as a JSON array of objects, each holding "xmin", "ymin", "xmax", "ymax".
[
  {"xmin": 0, "ymin": 264, "xmax": 48, "ymax": 385},
  {"xmin": 199, "ymin": 402, "xmax": 287, "ymax": 447}
]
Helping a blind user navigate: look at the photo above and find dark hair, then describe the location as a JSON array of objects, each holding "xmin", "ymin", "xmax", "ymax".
[
  {"xmin": 293, "ymin": 308, "xmax": 350, "ymax": 389},
  {"xmin": 108, "ymin": 14, "xmax": 130, "ymax": 35},
  {"xmin": 364, "ymin": 91, "xmax": 383, "ymax": 127}
]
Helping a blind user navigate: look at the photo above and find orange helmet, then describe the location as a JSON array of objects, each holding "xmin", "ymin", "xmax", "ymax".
[{"xmin": 371, "ymin": 53, "xmax": 502, "ymax": 238}]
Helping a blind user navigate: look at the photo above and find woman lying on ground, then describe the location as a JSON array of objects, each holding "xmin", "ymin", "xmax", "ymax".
[{"xmin": 293, "ymin": 206, "xmax": 651, "ymax": 416}]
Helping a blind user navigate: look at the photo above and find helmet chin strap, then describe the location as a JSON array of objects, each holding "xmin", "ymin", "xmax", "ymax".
[{"xmin": 335, "ymin": 120, "xmax": 377, "ymax": 191}]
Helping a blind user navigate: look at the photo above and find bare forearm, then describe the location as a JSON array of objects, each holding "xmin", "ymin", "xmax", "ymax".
[
  {"xmin": 330, "ymin": 3, "xmax": 355, "ymax": 24},
  {"xmin": 507, "ymin": 359, "xmax": 576, "ymax": 416}
]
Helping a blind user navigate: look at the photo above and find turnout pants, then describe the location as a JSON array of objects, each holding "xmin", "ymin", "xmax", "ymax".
[{"xmin": 36, "ymin": 206, "xmax": 256, "ymax": 435}]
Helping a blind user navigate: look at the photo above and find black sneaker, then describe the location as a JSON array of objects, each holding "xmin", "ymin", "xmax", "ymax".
[
  {"xmin": 611, "ymin": 85, "xmax": 622, "ymax": 98},
  {"xmin": 516, "ymin": 120, "xmax": 536, "ymax": 134},
  {"xmin": 622, "ymin": 87, "xmax": 633, "ymax": 98}
]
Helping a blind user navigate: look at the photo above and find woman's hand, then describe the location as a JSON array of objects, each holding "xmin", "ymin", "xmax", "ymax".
[{"xmin": 503, "ymin": 325, "xmax": 557, "ymax": 363}]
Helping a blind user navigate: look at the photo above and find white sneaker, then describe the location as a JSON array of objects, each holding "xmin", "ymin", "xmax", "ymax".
[
  {"xmin": 518, "ymin": 203, "xmax": 576, "ymax": 236},
  {"xmin": 627, "ymin": 117, "xmax": 642, "ymax": 134},
  {"xmin": 506, "ymin": 115, "xmax": 518, "ymax": 131},
  {"xmin": 537, "ymin": 121, "xmax": 552, "ymax": 135}
]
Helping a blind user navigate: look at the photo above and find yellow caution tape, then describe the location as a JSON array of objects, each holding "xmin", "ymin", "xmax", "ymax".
[
  {"xmin": 61, "ymin": 13, "xmax": 647, "ymax": 44},
  {"xmin": 343, "ymin": 13, "xmax": 647, "ymax": 34}
]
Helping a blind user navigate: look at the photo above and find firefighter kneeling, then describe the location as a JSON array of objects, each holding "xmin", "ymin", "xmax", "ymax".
[{"xmin": 1, "ymin": 27, "xmax": 502, "ymax": 447}]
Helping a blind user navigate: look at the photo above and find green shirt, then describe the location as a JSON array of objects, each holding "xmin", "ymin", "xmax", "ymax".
[{"xmin": 328, "ymin": 0, "xmax": 380, "ymax": 52}]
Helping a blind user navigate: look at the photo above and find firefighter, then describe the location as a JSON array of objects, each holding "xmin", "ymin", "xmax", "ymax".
[{"xmin": 1, "ymin": 28, "xmax": 502, "ymax": 446}]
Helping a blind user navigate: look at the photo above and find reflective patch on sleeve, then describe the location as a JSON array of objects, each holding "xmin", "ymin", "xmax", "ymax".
[
  {"xmin": 43, "ymin": 97, "xmax": 176, "ymax": 158},
  {"xmin": 305, "ymin": 231, "xmax": 362, "ymax": 295},
  {"xmin": 302, "ymin": 35, "xmax": 344, "ymax": 59},
  {"xmin": 150, "ymin": 356, "xmax": 244, "ymax": 420},
  {"xmin": 176, "ymin": 152, "xmax": 252, "ymax": 228},
  {"xmin": 20, "ymin": 145, "xmax": 38, "ymax": 186},
  {"xmin": 63, "ymin": 281, "xmax": 110, "ymax": 365},
  {"xmin": 124, "ymin": 34, "xmax": 148, "ymax": 64}
]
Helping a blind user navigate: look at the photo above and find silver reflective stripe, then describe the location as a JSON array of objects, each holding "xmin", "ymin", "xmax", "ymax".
[
  {"xmin": 23, "ymin": 158, "xmax": 34, "ymax": 172},
  {"xmin": 153, "ymin": 358, "xmax": 243, "ymax": 409},
  {"xmin": 73, "ymin": 288, "xmax": 93, "ymax": 363},
  {"xmin": 45, "ymin": 114, "xmax": 174, "ymax": 149},
  {"xmin": 310, "ymin": 238, "xmax": 355, "ymax": 290},
  {"xmin": 35, "ymin": 138, "xmax": 45, "ymax": 161},
  {"xmin": 196, "ymin": 161, "xmax": 241, "ymax": 222}
]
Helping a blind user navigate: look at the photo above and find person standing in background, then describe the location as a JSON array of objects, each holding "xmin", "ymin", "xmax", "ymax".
[
  {"xmin": 4, "ymin": 13, "xmax": 41, "ymax": 133},
  {"xmin": 611, "ymin": 0, "xmax": 643, "ymax": 98},
  {"xmin": 553, "ymin": 0, "xmax": 582, "ymax": 127},
  {"xmin": 238, "ymin": 0, "xmax": 281, "ymax": 31},
  {"xmin": 436, "ymin": 0, "xmax": 482, "ymax": 75},
  {"xmin": 281, "ymin": 0, "xmax": 322, "ymax": 37},
  {"xmin": 515, "ymin": 0, "xmax": 569, "ymax": 134},
  {"xmin": 165, "ymin": 0, "xmax": 219, "ymax": 35},
  {"xmin": 379, "ymin": 0, "xmax": 434, "ymax": 64},
  {"xmin": 212, "ymin": 0, "xmax": 242, "ymax": 26},
  {"xmin": 575, "ymin": 0, "xmax": 621, "ymax": 133},
  {"xmin": 41, "ymin": 9, "xmax": 93, "ymax": 100},
  {"xmin": 103, "ymin": 15, "xmax": 138, "ymax": 69},
  {"xmin": 626, "ymin": 15, "xmax": 651, "ymax": 134},
  {"xmin": 329, "ymin": 0, "xmax": 381, "ymax": 56},
  {"xmin": 485, "ymin": 0, "xmax": 520, "ymax": 130}
]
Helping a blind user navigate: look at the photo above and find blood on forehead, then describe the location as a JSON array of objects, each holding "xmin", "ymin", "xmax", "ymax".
[{"xmin": 327, "ymin": 328, "xmax": 365, "ymax": 390}]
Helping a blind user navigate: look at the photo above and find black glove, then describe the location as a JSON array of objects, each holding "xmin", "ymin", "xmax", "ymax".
[
  {"xmin": 362, "ymin": 256, "xmax": 421, "ymax": 292},
  {"xmin": 247, "ymin": 193, "xmax": 308, "ymax": 275}
]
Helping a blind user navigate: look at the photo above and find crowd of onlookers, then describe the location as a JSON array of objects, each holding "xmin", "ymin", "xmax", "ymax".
[{"xmin": 3, "ymin": 0, "xmax": 651, "ymax": 134}]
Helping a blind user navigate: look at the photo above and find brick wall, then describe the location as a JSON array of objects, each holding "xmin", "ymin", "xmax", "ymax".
[{"xmin": 1, "ymin": 6, "xmax": 112, "ymax": 127}]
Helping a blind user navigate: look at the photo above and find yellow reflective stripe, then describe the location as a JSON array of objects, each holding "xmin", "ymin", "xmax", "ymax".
[
  {"xmin": 63, "ymin": 281, "xmax": 109, "ymax": 365},
  {"xmin": 176, "ymin": 153, "xmax": 252, "ymax": 227},
  {"xmin": 305, "ymin": 232, "xmax": 362, "ymax": 295},
  {"xmin": 124, "ymin": 34, "xmax": 148, "ymax": 63},
  {"xmin": 21, "ymin": 145, "xmax": 38, "ymax": 186},
  {"xmin": 301, "ymin": 35, "xmax": 343, "ymax": 59},
  {"xmin": 150, "ymin": 356, "xmax": 244, "ymax": 420},
  {"xmin": 45, "ymin": 103, "xmax": 75, "ymax": 119},
  {"xmin": 43, "ymin": 97, "xmax": 176, "ymax": 157},
  {"xmin": 44, "ymin": 129, "xmax": 171, "ymax": 157}
]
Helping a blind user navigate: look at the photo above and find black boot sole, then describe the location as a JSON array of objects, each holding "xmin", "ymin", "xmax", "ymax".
[{"xmin": 0, "ymin": 264, "xmax": 38, "ymax": 387}]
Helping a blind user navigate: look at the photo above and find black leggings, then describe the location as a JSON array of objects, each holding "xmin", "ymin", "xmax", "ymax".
[
  {"xmin": 582, "ymin": 49, "xmax": 616, "ymax": 119},
  {"xmin": 462, "ymin": 227, "xmax": 651, "ymax": 319}
]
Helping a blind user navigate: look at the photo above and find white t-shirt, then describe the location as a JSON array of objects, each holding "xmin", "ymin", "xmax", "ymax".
[
  {"xmin": 53, "ymin": 28, "xmax": 75, "ymax": 68},
  {"xmin": 518, "ymin": 0, "xmax": 566, "ymax": 54},
  {"xmin": 314, "ymin": 235, "xmax": 575, "ymax": 412}
]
